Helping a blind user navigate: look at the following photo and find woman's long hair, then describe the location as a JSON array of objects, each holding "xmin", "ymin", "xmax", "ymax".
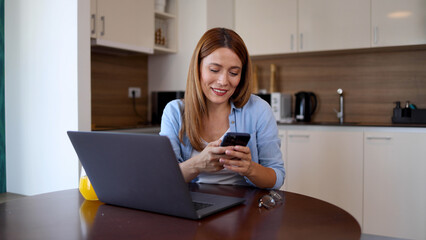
[{"xmin": 179, "ymin": 28, "xmax": 252, "ymax": 151}]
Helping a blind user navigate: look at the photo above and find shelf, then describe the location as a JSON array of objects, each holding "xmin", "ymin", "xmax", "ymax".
[
  {"xmin": 155, "ymin": 11, "xmax": 176, "ymax": 19},
  {"xmin": 152, "ymin": 0, "xmax": 177, "ymax": 54},
  {"xmin": 154, "ymin": 45, "xmax": 177, "ymax": 54},
  {"xmin": 154, "ymin": 1, "xmax": 177, "ymax": 54}
]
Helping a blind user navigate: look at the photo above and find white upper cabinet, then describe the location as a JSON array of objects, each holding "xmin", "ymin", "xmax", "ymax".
[
  {"xmin": 234, "ymin": 0, "xmax": 425, "ymax": 55},
  {"xmin": 91, "ymin": 0, "xmax": 155, "ymax": 54},
  {"xmin": 90, "ymin": 0, "xmax": 97, "ymax": 38},
  {"xmin": 372, "ymin": 0, "xmax": 426, "ymax": 47},
  {"xmin": 235, "ymin": 0, "xmax": 297, "ymax": 56},
  {"xmin": 298, "ymin": 0, "xmax": 371, "ymax": 52}
]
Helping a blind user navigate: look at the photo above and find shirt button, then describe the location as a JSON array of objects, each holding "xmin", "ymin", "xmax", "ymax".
[{"xmin": 231, "ymin": 121, "xmax": 235, "ymax": 124}]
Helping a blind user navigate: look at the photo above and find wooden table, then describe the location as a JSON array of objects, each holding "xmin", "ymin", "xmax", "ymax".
[{"xmin": 0, "ymin": 183, "xmax": 361, "ymax": 240}]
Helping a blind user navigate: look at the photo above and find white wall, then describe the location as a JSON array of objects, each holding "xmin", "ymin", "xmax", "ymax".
[
  {"xmin": 148, "ymin": 0, "xmax": 207, "ymax": 93},
  {"xmin": 207, "ymin": 0, "xmax": 235, "ymax": 30},
  {"xmin": 5, "ymin": 0, "xmax": 91, "ymax": 195},
  {"xmin": 148, "ymin": 0, "xmax": 235, "ymax": 94},
  {"xmin": 78, "ymin": 0, "xmax": 92, "ymax": 132}
]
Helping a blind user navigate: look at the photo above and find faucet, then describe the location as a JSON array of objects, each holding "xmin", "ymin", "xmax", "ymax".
[{"xmin": 334, "ymin": 88, "xmax": 344, "ymax": 124}]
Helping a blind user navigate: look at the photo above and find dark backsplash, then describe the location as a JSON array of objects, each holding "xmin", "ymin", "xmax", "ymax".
[
  {"xmin": 252, "ymin": 45, "xmax": 426, "ymax": 123},
  {"xmin": 91, "ymin": 48, "xmax": 149, "ymax": 130},
  {"xmin": 90, "ymin": 45, "xmax": 426, "ymax": 129}
]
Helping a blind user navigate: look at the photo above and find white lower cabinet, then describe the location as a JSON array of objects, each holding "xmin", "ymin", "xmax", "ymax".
[
  {"xmin": 363, "ymin": 129, "xmax": 426, "ymax": 240},
  {"xmin": 280, "ymin": 125, "xmax": 426, "ymax": 239},
  {"xmin": 281, "ymin": 126, "xmax": 364, "ymax": 226}
]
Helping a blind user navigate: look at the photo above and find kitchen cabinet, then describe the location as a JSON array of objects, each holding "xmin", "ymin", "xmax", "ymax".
[
  {"xmin": 298, "ymin": 0, "xmax": 370, "ymax": 52},
  {"xmin": 90, "ymin": 0, "xmax": 96, "ymax": 38},
  {"xmin": 371, "ymin": 0, "xmax": 426, "ymax": 47},
  {"xmin": 235, "ymin": 0, "xmax": 297, "ymax": 55},
  {"xmin": 363, "ymin": 129, "xmax": 426, "ymax": 240},
  {"xmin": 154, "ymin": 0, "xmax": 178, "ymax": 53},
  {"xmin": 235, "ymin": 0, "xmax": 425, "ymax": 56},
  {"xmin": 91, "ymin": 0, "xmax": 155, "ymax": 54},
  {"xmin": 283, "ymin": 126, "xmax": 364, "ymax": 226},
  {"xmin": 279, "ymin": 125, "xmax": 426, "ymax": 238},
  {"xmin": 236, "ymin": 0, "xmax": 370, "ymax": 55}
]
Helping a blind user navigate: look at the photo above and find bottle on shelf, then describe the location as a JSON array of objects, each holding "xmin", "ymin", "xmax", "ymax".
[
  {"xmin": 252, "ymin": 65, "xmax": 259, "ymax": 93},
  {"xmin": 270, "ymin": 64, "xmax": 277, "ymax": 93}
]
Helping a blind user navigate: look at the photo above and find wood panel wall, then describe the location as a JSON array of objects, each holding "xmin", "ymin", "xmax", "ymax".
[
  {"xmin": 252, "ymin": 45, "xmax": 426, "ymax": 123},
  {"xmin": 91, "ymin": 48, "xmax": 149, "ymax": 130},
  {"xmin": 90, "ymin": 45, "xmax": 426, "ymax": 129}
]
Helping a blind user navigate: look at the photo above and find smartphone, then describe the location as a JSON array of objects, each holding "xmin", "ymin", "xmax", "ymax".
[{"xmin": 220, "ymin": 132, "xmax": 251, "ymax": 147}]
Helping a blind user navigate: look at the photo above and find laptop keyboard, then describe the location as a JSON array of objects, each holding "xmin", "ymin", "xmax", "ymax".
[{"xmin": 193, "ymin": 201, "xmax": 213, "ymax": 210}]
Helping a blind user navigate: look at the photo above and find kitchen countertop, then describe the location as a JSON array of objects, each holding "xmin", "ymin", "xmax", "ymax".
[
  {"xmin": 278, "ymin": 121, "xmax": 426, "ymax": 128},
  {"xmin": 94, "ymin": 125, "xmax": 161, "ymax": 133},
  {"xmin": 95, "ymin": 122, "xmax": 426, "ymax": 133}
]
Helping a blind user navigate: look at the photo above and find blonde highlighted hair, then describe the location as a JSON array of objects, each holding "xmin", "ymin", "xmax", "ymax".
[{"xmin": 179, "ymin": 28, "xmax": 253, "ymax": 151}]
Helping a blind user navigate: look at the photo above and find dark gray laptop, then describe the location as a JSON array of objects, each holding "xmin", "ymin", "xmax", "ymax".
[{"xmin": 67, "ymin": 131, "xmax": 245, "ymax": 219}]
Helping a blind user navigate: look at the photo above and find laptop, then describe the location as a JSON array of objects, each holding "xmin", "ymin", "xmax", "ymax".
[{"xmin": 67, "ymin": 131, "xmax": 245, "ymax": 219}]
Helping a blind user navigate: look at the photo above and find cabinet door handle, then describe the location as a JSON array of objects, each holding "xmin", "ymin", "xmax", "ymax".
[
  {"xmin": 366, "ymin": 136, "xmax": 392, "ymax": 140},
  {"xmin": 101, "ymin": 16, "xmax": 105, "ymax": 36},
  {"xmin": 289, "ymin": 134, "xmax": 310, "ymax": 138},
  {"xmin": 91, "ymin": 14, "xmax": 96, "ymax": 35},
  {"xmin": 373, "ymin": 26, "xmax": 378, "ymax": 45},
  {"xmin": 300, "ymin": 33, "xmax": 303, "ymax": 50}
]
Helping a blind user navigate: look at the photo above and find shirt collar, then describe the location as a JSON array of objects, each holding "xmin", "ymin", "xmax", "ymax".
[{"xmin": 230, "ymin": 100, "xmax": 241, "ymax": 112}]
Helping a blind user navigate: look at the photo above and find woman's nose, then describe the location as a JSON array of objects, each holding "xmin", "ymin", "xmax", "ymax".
[{"xmin": 217, "ymin": 72, "xmax": 228, "ymax": 85}]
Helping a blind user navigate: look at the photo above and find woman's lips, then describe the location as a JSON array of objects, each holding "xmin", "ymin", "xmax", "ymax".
[{"xmin": 212, "ymin": 88, "xmax": 227, "ymax": 96}]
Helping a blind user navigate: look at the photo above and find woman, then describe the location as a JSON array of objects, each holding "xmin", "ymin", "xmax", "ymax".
[{"xmin": 160, "ymin": 28, "xmax": 285, "ymax": 189}]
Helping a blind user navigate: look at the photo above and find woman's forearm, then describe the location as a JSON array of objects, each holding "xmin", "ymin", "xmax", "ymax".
[
  {"xmin": 246, "ymin": 163, "xmax": 277, "ymax": 189},
  {"xmin": 179, "ymin": 159, "xmax": 200, "ymax": 182}
]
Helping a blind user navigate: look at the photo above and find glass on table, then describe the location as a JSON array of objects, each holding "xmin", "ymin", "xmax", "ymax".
[
  {"xmin": 79, "ymin": 168, "xmax": 98, "ymax": 201},
  {"xmin": 258, "ymin": 190, "xmax": 283, "ymax": 209}
]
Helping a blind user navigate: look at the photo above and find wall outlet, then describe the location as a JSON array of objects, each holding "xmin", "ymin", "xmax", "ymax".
[{"xmin": 128, "ymin": 87, "xmax": 141, "ymax": 98}]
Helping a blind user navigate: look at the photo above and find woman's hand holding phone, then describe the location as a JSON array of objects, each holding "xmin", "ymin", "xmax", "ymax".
[
  {"xmin": 179, "ymin": 140, "xmax": 228, "ymax": 182},
  {"xmin": 220, "ymin": 145, "xmax": 253, "ymax": 176},
  {"xmin": 218, "ymin": 132, "xmax": 254, "ymax": 176},
  {"xmin": 220, "ymin": 132, "xmax": 250, "ymax": 147},
  {"xmin": 193, "ymin": 140, "xmax": 226, "ymax": 173},
  {"xmin": 187, "ymin": 133, "xmax": 252, "ymax": 176}
]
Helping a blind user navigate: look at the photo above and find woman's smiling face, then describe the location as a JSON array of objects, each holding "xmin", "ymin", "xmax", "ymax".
[{"xmin": 200, "ymin": 47, "xmax": 242, "ymax": 107}]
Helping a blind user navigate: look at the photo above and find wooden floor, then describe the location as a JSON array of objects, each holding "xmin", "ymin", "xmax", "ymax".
[{"xmin": 0, "ymin": 192, "xmax": 26, "ymax": 204}]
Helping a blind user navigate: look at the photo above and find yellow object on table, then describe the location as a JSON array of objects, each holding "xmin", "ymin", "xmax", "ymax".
[{"xmin": 79, "ymin": 175, "xmax": 98, "ymax": 201}]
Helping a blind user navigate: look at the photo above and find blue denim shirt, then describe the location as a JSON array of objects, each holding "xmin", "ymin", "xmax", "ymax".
[{"xmin": 159, "ymin": 94, "xmax": 285, "ymax": 189}]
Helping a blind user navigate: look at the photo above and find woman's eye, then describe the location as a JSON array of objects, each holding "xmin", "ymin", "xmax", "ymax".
[
  {"xmin": 210, "ymin": 69, "xmax": 219, "ymax": 73},
  {"xmin": 229, "ymin": 72, "xmax": 239, "ymax": 76}
]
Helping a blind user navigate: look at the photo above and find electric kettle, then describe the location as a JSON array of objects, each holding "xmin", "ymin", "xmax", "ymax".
[{"xmin": 295, "ymin": 91, "xmax": 317, "ymax": 122}]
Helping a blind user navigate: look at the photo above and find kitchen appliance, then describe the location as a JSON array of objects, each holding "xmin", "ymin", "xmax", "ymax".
[
  {"xmin": 392, "ymin": 101, "xmax": 426, "ymax": 124},
  {"xmin": 295, "ymin": 91, "xmax": 317, "ymax": 122},
  {"xmin": 256, "ymin": 93, "xmax": 292, "ymax": 123},
  {"xmin": 151, "ymin": 91, "xmax": 185, "ymax": 124}
]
